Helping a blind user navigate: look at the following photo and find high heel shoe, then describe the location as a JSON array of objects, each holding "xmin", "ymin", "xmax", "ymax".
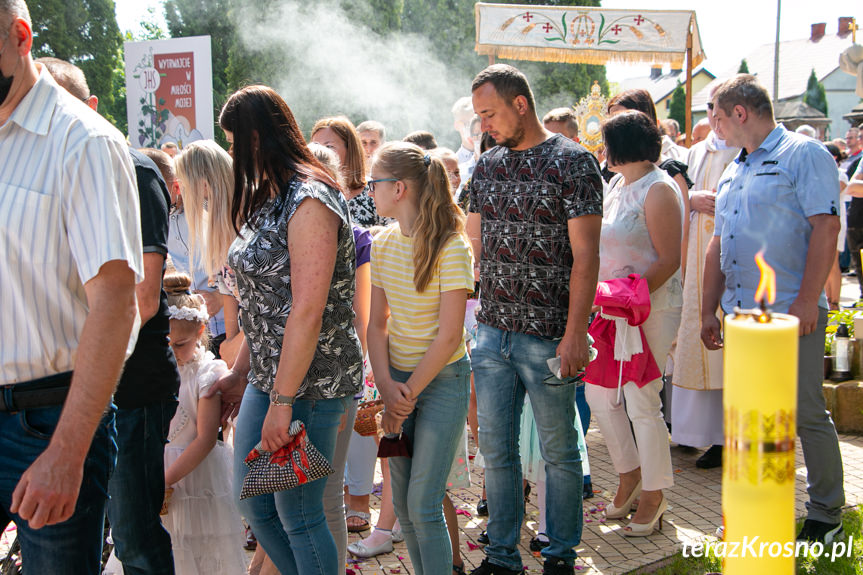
[
  {"xmin": 605, "ymin": 479, "xmax": 641, "ymax": 519},
  {"xmin": 622, "ymin": 495, "xmax": 667, "ymax": 537}
]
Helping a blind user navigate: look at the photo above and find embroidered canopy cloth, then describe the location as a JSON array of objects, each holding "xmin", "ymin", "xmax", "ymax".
[{"xmin": 475, "ymin": 3, "xmax": 704, "ymax": 68}]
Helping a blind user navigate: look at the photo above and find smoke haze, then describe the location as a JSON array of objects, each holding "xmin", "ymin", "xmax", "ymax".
[{"xmin": 233, "ymin": 0, "xmax": 476, "ymax": 149}]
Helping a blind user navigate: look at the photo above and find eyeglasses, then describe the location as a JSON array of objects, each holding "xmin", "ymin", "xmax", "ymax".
[
  {"xmin": 367, "ymin": 178, "xmax": 398, "ymax": 193},
  {"xmin": 543, "ymin": 371, "xmax": 586, "ymax": 386}
]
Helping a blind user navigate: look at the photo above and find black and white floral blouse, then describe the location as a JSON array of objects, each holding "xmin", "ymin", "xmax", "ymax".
[
  {"xmin": 227, "ymin": 176, "xmax": 363, "ymax": 399},
  {"xmin": 347, "ymin": 187, "xmax": 395, "ymax": 228}
]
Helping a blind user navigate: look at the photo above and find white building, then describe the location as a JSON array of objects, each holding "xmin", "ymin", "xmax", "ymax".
[{"xmin": 692, "ymin": 18, "xmax": 859, "ymax": 138}]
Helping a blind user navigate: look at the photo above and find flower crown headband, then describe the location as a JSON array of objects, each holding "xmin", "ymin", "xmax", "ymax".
[{"xmin": 167, "ymin": 293, "xmax": 209, "ymax": 323}]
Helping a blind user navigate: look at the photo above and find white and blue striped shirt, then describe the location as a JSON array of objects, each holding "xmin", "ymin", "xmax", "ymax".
[{"xmin": 0, "ymin": 66, "xmax": 144, "ymax": 383}]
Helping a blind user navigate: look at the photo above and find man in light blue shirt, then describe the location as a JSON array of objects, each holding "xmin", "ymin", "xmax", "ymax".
[{"xmin": 701, "ymin": 74, "xmax": 845, "ymax": 545}]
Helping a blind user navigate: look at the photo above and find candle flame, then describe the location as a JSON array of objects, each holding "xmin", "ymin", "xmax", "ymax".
[{"xmin": 754, "ymin": 250, "xmax": 776, "ymax": 306}]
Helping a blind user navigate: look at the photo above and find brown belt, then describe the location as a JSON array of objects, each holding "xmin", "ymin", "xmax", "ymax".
[{"xmin": 0, "ymin": 371, "xmax": 73, "ymax": 412}]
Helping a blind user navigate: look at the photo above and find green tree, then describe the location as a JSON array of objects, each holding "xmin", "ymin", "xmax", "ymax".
[
  {"xmin": 738, "ymin": 58, "xmax": 749, "ymax": 74},
  {"xmin": 102, "ymin": 45, "xmax": 128, "ymax": 135},
  {"xmin": 341, "ymin": 0, "xmax": 404, "ymax": 35},
  {"xmin": 129, "ymin": 7, "xmax": 169, "ymax": 41},
  {"xmin": 164, "ymin": 0, "xmax": 234, "ymax": 145},
  {"xmin": 492, "ymin": 0, "xmax": 608, "ymax": 112},
  {"xmin": 804, "ymin": 68, "xmax": 828, "ymax": 115},
  {"xmin": 401, "ymin": 0, "xmax": 479, "ymax": 73},
  {"xmin": 224, "ymin": 0, "xmax": 286, "ymax": 93},
  {"xmin": 105, "ymin": 10, "xmax": 168, "ymax": 136},
  {"xmin": 668, "ymin": 81, "xmax": 686, "ymax": 129},
  {"xmin": 183, "ymin": 0, "xmax": 607, "ymax": 144},
  {"xmin": 30, "ymin": 0, "xmax": 122, "ymax": 123},
  {"xmin": 400, "ymin": 0, "xmax": 607, "ymax": 113}
]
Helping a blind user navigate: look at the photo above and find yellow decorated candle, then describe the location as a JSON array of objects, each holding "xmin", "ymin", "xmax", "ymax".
[{"xmin": 722, "ymin": 251, "xmax": 798, "ymax": 574}]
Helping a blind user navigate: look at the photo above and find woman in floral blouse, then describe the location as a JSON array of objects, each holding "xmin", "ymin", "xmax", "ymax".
[
  {"xmin": 218, "ymin": 85, "xmax": 363, "ymax": 574},
  {"xmin": 311, "ymin": 116, "xmax": 393, "ymax": 228}
]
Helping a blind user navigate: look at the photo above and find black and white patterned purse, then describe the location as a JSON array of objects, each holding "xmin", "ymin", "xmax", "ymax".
[{"xmin": 239, "ymin": 420, "xmax": 334, "ymax": 499}]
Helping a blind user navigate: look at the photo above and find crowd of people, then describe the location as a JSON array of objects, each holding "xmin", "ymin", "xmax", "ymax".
[{"xmin": 0, "ymin": 0, "xmax": 857, "ymax": 574}]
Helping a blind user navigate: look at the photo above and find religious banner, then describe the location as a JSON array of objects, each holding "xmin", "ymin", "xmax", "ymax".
[
  {"xmin": 124, "ymin": 36, "xmax": 214, "ymax": 149},
  {"xmin": 475, "ymin": 3, "xmax": 704, "ymax": 68}
]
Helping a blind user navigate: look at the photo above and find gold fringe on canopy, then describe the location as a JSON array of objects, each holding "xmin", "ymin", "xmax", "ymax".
[{"xmin": 476, "ymin": 44, "xmax": 689, "ymax": 67}]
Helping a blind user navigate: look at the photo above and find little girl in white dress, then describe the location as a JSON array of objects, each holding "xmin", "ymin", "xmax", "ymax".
[{"xmin": 162, "ymin": 272, "xmax": 247, "ymax": 575}]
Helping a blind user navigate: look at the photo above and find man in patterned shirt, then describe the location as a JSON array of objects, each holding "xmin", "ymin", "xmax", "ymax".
[{"xmin": 467, "ymin": 64, "xmax": 603, "ymax": 575}]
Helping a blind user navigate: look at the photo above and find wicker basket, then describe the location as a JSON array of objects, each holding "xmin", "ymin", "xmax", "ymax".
[{"xmin": 354, "ymin": 399, "xmax": 384, "ymax": 436}]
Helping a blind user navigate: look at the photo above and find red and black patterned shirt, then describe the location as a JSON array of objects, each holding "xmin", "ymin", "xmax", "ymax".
[{"xmin": 469, "ymin": 134, "xmax": 603, "ymax": 338}]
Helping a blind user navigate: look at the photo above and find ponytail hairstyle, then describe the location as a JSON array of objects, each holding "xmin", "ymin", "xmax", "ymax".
[
  {"xmin": 164, "ymin": 271, "xmax": 210, "ymax": 350},
  {"xmin": 373, "ymin": 142, "xmax": 468, "ymax": 292},
  {"xmin": 174, "ymin": 140, "xmax": 236, "ymax": 280}
]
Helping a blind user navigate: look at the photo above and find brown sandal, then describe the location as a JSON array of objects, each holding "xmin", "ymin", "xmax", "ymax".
[{"xmin": 346, "ymin": 509, "xmax": 371, "ymax": 532}]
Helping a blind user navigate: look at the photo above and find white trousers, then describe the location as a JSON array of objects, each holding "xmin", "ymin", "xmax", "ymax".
[{"xmin": 586, "ymin": 307, "xmax": 679, "ymax": 491}]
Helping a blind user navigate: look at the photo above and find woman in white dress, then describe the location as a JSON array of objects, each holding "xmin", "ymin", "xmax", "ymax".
[{"xmin": 585, "ymin": 110, "xmax": 683, "ymax": 537}]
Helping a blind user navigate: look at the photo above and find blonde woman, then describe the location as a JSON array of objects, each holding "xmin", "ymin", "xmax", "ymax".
[
  {"xmin": 174, "ymin": 140, "xmax": 244, "ymax": 366},
  {"xmin": 368, "ymin": 142, "xmax": 474, "ymax": 575}
]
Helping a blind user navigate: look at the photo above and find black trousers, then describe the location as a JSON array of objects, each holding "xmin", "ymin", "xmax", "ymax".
[
  {"xmin": 209, "ymin": 332, "xmax": 227, "ymax": 359},
  {"xmin": 846, "ymin": 226, "xmax": 863, "ymax": 298}
]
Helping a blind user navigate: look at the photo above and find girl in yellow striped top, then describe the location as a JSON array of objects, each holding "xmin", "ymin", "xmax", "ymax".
[{"xmin": 367, "ymin": 142, "xmax": 474, "ymax": 575}]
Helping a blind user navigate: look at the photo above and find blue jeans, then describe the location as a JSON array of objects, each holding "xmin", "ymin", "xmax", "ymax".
[
  {"xmin": 575, "ymin": 385, "xmax": 591, "ymax": 486},
  {"xmin": 473, "ymin": 325, "xmax": 583, "ymax": 568},
  {"xmin": 388, "ymin": 356, "xmax": 470, "ymax": 575},
  {"xmin": 107, "ymin": 399, "xmax": 178, "ymax": 575},
  {"xmin": 0, "ymin": 404, "xmax": 116, "ymax": 574},
  {"xmin": 234, "ymin": 385, "xmax": 348, "ymax": 575},
  {"xmin": 576, "ymin": 384, "xmax": 590, "ymax": 437}
]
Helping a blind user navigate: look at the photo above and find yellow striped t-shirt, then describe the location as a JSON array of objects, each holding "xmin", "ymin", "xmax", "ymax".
[{"xmin": 370, "ymin": 225, "xmax": 474, "ymax": 371}]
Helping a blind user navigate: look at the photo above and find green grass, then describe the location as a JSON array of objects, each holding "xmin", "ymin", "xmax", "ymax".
[
  {"xmin": 625, "ymin": 506, "xmax": 863, "ymax": 575},
  {"xmin": 797, "ymin": 507, "xmax": 863, "ymax": 575}
]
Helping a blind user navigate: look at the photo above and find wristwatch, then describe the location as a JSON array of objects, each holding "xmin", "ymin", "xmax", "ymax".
[{"xmin": 269, "ymin": 390, "xmax": 296, "ymax": 407}]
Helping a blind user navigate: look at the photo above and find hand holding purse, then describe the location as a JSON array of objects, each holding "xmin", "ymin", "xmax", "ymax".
[
  {"xmin": 377, "ymin": 432, "xmax": 412, "ymax": 458},
  {"xmin": 240, "ymin": 420, "xmax": 334, "ymax": 499}
]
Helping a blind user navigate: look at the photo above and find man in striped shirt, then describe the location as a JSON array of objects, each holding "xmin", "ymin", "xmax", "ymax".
[{"xmin": 0, "ymin": 1, "xmax": 144, "ymax": 572}]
